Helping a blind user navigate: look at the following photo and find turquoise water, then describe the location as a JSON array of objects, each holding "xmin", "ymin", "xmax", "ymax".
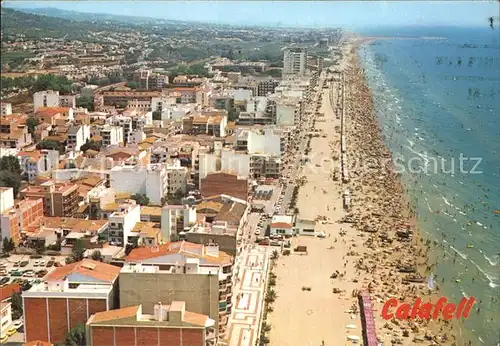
[{"xmin": 358, "ymin": 27, "xmax": 500, "ymax": 345}]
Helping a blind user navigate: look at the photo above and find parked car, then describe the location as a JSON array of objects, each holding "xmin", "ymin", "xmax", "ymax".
[
  {"xmin": 0, "ymin": 277, "xmax": 10, "ymax": 285},
  {"xmin": 254, "ymin": 230, "xmax": 261, "ymax": 236},
  {"xmin": 12, "ymin": 319, "xmax": 23, "ymax": 330},
  {"xmin": 7, "ymin": 328, "xmax": 17, "ymax": 336},
  {"xmin": 20, "ymin": 261, "xmax": 29, "ymax": 267},
  {"xmin": 36, "ymin": 270, "xmax": 48, "ymax": 278},
  {"xmin": 39, "ymin": 260, "xmax": 47, "ymax": 266},
  {"xmin": 23, "ymin": 271, "xmax": 35, "ymax": 278},
  {"xmin": 13, "ymin": 261, "xmax": 20, "ymax": 267},
  {"xmin": 46, "ymin": 260, "xmax": 54, "ymax": 267}
]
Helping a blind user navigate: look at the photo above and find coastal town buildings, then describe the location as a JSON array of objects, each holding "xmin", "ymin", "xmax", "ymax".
[
  {"xmin": 283, "ymin": 47, "xmax": 307, "ymax": 76},
  {"xmin": 110, "ymin": 163, "xmax": 169, "ymax": 206},
  {"xmin": 0, "ymin": 102, "xmax": 12, "ymax": 116},
  {"xmin": 86, "ymin": 303, "xmax": 216, "ymax": 346},
  {"xmin": 20, "ymin": 181, "xmax": 79, "ymax": 217},
  {"xmin": 0, "ymin": 302, "xmax": 12, "ymax": 340},
  {"xmin": 0, "ymin": 195, "xmax": 43, "ymax": 244},
  {"xmin": 120, "ymin": 241, "xmax": 234, "ymax": 339},
  {"xmin": 22, "ymin": 260, "xmax": 121, "ymax": 343}
]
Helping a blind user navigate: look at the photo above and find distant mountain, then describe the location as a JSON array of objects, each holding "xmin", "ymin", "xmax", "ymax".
[{"xmin": 8, "ymin": 6, "xmax": 185, "ymax": 25}]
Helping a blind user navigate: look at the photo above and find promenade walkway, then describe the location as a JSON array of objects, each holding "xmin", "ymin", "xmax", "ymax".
[{"xmin": 226, "ymin": 245, "xmax": 270, "ymax": 346}]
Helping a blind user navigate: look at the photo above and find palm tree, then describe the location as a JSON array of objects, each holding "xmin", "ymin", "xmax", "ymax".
[
  {"xmin": 265, "ymin": 289, "xmax": 277, "ymax": 303},
  {"xmin": 271, "ymin": 250, "xmax": 279, "ymax": 260},
  {"xmin": 261, "ymin": 321, "xmax": 272, "ymax": 333}
]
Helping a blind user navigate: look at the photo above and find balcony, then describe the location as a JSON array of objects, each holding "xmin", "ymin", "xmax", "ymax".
[{"xmin": 205, "ymin": 327, "xmax": 216, "ymax": 340}]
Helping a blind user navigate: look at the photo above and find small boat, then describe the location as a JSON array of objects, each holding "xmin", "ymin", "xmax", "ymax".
[
  {"xmin": 466, "ymin": 243, "xmax": 474, "ymax": 249},
  {"xmin": 345, "ymin": 324, "xmax": 357, "ymax": 329},
  {"xmin": 347, "ymin": 335, "xmax": 360, "ymax": 343},
  {"xmin": 403, "ymin": 274, "xmax": 425, "ymax": 283},
  {"xmin": 455, "ymin": 278, "xmax": 461, "ymax": 283}
]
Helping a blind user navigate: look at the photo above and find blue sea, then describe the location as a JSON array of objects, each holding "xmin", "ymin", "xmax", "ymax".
[{"xmin": 357, "ymin": 26, "xmax": 500, "ymax": 345}]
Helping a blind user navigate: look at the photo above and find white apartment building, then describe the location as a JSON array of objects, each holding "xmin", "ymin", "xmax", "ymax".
[
  {"xmin": 1, "ymin": 102, "xmax": 12, "ymax": 116},
  {"xmin": 59, "ymin": 95, "xmax": 76, "ymax": 108},
  {"xmin": 0, "ymin": 302, "xmax": 12, "ymax": 340},
  {"xmin": 160, "ymin": 205, "xmax": 196, "ymax": 241},
  {"xmin": 276, "ymin": 102, "xmax": 297, "ymax": 126},
  {"xmin": 33, "ymin": 90, "xmax": 76, "ymax": 112},
  {"xmin": 250, "ymin": 154, "xmax": 281, "ymax": 178},
  {"xmin": 100, "ymin": 125, "xmax": 124, "ymax": 146},
  {"xmin": 166, "ymin": 160, "xmax": 188, "ymax": 196},
  {"xmin": 18, "ymin": 149, "xmax": 60, "ymax": 182},
  {"xmin": 106, "ymin": 115, "xmax": 132, "ymax": 143},
  {"xmin": 67, "ymin": 125, "xmax": 90, "ymax": 152},
  {"xmin": 283, "ymin": 48, "xmax": 307, "ymax": 76},
  {"xmin": 33, "ymin": 90, "xmax": 59, "ymax": 111},
  {"xmin": 221, "ymin": 148, "xmax": 250, "ymax": 179},
  {"xmin": 245, "ymin": 96, "xmax": 268, "ymax": 113},
  {"xmin": 236, "ymin": 128, "xmax": 282, "ymax": 156},
  {"xmin": 108, "ymin": 201, "xmax": 141, "ymax": 245},
  {"xmin": 128, "ymin": 130, "xmax": 146, "ymax": 144},
  {"xmin": 229, "ymin": 89, "xmax": 253, "ymax": 102},
  {"xmin": 110, "ymin": 164, "xmax": 169, "ymax": 205},
  {"xmin": 0, "ymin": 187, "xmax": 14, "ymax": 213},
  {"xmin": 150, "ymin": 96, "xmax": 176, "ymax": 118}
]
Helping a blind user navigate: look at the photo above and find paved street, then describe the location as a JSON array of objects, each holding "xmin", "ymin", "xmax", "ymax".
[
  {"xmin": 226, "ymin": 73, "xmax": 325, "ymax": 346},
  {"xmin": 227, "ymin": 245, "xmax": 270, "ymax": 346}
]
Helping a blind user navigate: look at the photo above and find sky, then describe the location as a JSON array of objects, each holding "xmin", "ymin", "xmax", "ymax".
[{"xmin": 5, "ymin": 1, "xmax": 499, "ymax": 29}]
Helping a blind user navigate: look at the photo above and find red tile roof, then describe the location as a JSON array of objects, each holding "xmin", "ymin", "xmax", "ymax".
[
  {"xmin": 89, "ymin": 305, "xmax": 140, "ymax": 323},
  {"xmin": 45, "ymin": 259, "xmax": 120, "ymax": 283},
  {"xmin": 271, "ymin": 222, "xmax": 293, "ymax": 229},
  {"xmin": 23, "ymin": 341, "xmax": 53, "ymax": 346}
]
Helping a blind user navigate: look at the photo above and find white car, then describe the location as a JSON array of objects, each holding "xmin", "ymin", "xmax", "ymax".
[
  {"xmin": 254, "ymin": 230, "xmax": 261, "ymax": 236},
  {"xmin": 39, "ymin": 260, "xmax": 47, "ymax": 266},
  {"xmin": 33, "ymin": 260, "xmax": 40, "ymax": 266},
  {"xmin": 12, "ymin": 320, "xmax": 23, "ymax": 330}
]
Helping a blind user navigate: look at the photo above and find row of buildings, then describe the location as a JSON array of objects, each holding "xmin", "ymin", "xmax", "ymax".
[{"xmin": 1, "ymin": 45, "xmax": 324, "ymax": 345}]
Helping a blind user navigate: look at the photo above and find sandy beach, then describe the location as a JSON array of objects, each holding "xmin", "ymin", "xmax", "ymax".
[{"xmin": 268, "ymin": 39, "xmax": 460, "ymax": 346}]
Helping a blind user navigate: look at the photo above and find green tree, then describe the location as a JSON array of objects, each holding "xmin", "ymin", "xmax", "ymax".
[
  {"xmin": 109, "ymin": 75, "xmax": 125, "ymax": 83},
  {"xmin": 2, "ymin": 237, "xmax": 15, "ymax": 253},
  {"xmin": 127, "ymin": 81, "xmax": 139, "ymax": 89},
  {"xmin": 71, "ymin": 239, "xmax": 85, "ymax": 262},
  {"xmin": 35, "ymin": 241, "xmax": 45, "ymax": 255},
  {"xmin": 36, "ymin": 139, "xmax": 64, "ymax": 153},
  {"xmin": 80, "ymin": 139, "xmax": 101, "ymax": 153},
  {"xmin": 131, "ymin": 193, "xmax": 150, "ymax": 206},
  {"xmin": 64, "ymin": 324, "xmax": 86, "ymax": 346},
  {"xmin": 11, "ymin": 292, "xmax": 23, "ymax": 319},
  {"xmin": 0, "ymin": 156, "xmax": 22, "ymax": 175},
  {"xmin": 152, "ymin": 110, "xmax": 162, "ymax": 121},
  {"xmin": 91, "ymin": 250, "xmax": 102, "ymax": 261},
  {"xmin": 76, "ymin": 95, "xmax": 94, "ymax": 111},
  {"xmin": 227, "ymin": 108, "xmax": 238, "ymax": 121},
  {"xmin": 0, "ymin": 171, "xmax": 22, "ymax": 196},
  {"xmin": 26, "ymin": 117, "xmax": 39, "ymax": 135}
]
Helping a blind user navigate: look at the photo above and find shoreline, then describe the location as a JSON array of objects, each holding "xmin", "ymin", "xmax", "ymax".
[{"xmin": 344, "ymin": 38, "xmax": 463, "ymax": 344}]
